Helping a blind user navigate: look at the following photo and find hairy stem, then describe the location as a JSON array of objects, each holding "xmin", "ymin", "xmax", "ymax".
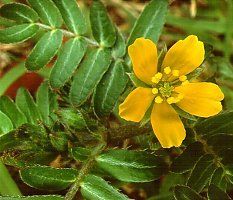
[
  {"xmin": 65, "ymin": 143, "xmax": 106, "ymax": 200},
  {"xmin": 35, "ymin": 23, "xmax": 99, "ymax": 46},
  {"xmin": 0, "ymin": 160, "xmax": 22, "ymax": 196}
]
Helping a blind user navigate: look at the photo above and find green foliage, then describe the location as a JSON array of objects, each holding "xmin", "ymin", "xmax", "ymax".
[
  {"xmin": 0, "ymin": 0, "xmax": 232, "ymax": 199},
  {"xmin": 50, "ymin": 38, "xmax": 87, "ymax": 88},
  {"xmin": 26, "ymin": 30, "xmax": 63, "ymax": 70},
  {"xmin": 0, "ymin": 24, "xmax": 39, "ymax": 44},
  {"xmin": 96, "ymin": 149, "xmax": 167, "ymax": 182},
  {"xmin": 174, "ymin": 185, "xmax": 205, "ymax": 200},
  {"xmin": 0, "ymin": 196, "xmax": 64, "ymax": 200},
  {"xmin": 20, "ymin": 166, "xmax": 78, "ymax": 191},
  {"xmin": 53, "ymin": 0, "xmax": 87, "ymax": 35},
  {"xmin": 0, "ymin": 111, "xmax": 13, "ymax": 136},
  {"xmin": 94, "ymin": 60, "xmax": 128, "ymax": 116},
  {"xmin": 80, "ymin": 175, "xmax": 129, "ymax": 200},
  {"xmin": 90, "ymin": 0, "xmax": 116, "ymax": 47},
  {"xmin": 70, "ymin": 48, "xmax": 112, "ymax": 106},
  {"xmin": 0, "ymin": 3, "xmax": 38, "ymax": 23},
  {"xmin": 127, "ymin": 0, "xmax": 168, "ymax": 45},
  {"xmin": 27, "ymin": 0, "xmax": 62, "ymax": 28}
]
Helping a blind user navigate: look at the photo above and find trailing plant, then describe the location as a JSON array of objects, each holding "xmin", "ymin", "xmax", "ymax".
[{"xmin": 0, "ymin": 0, "xmax": 232, "ymax": 200}]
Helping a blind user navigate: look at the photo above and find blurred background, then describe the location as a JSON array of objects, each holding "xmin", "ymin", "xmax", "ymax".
[{"xmin": 0, "ymin": 0, "xmax": 233, "ymax": 199}]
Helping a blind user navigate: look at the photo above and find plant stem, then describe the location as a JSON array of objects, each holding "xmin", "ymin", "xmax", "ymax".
[
  {"xmin": 35, "ymin": 23, "xmax": 99, "ymax": 46},
  {"xmin": 0, "ymin": 160, "xmax": 22, "ymax": 196},
  {"xmin": 65, "ymin": 143, "xmax": 106, "ymax": 200}
]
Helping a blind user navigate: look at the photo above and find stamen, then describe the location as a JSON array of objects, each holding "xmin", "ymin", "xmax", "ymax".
[
  {"xmin": 172, "ymin": 70, "xmax": 180, "ymax": 77},
  {"xmin": 179, "ymin": 75, "xmax": 187, "ymax": 82},
  {"xmin": 154, "ymin": 96, "xmax": 163, "ymax": 104},
  {"xmin": 167, "ymin": 97, "xmax": 175, "ymax": 104},
  {"xmin": 151, "ymin": 72, "xmax": 163, "ymax": 83},
  {"xmin": 164, "ymin": 67, "xmax": 171, "ymax": 75},
  {"xmin": 181, "ymin": 80, "xmax": 189, "ymax": 86},
  {"xmin": 152, "ymin": 88, "xmax": 158, "ymax": 95}
]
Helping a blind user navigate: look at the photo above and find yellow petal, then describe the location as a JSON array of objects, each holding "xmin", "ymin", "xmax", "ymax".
[
  {"xmin": 128, "ymin": 38, "xmax": 158, "ymax": 84},
  {"xmin": 119, "ymin": 87, "xmax": 155, "ymax": 122},
  {"xmin": 175, "ymin": 82, "xmax": 224, "ymax": 117},
  {"xmin": 151, "ymin": 102, "xmax": 186, "ymax": 148},
  {"xmin": 162, "ymin": 35, "xmax": 204, "ymax": 79}
]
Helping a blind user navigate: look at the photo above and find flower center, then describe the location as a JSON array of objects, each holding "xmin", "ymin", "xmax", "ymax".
[
  {"xmin": 158, "ymin": 82, "xmax": 174, "ymax": 98},
  {"xmin": 151, "ymin": 68, "xmax": 187, "ymax": 104}
]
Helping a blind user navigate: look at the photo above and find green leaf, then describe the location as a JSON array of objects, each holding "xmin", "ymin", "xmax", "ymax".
[
  {"xmin": 27, "ymin": 0, "xmax": 63, "ymax": 28},
  {"xmin": 194, "ymin": 112, "xmax": 233, "ymax": 136},
  {"xmin": 0, "ymin": 111, "xmax": 13, "ymax": 136},
  {"xmin": 0, "ymin": 3, "xmax": 39, "ymax": 23},
  {"xmin": 0, "ymin": 62, "xmax": 26, "ymax": 96},
  {"xmin": 53, "ymin": 0, "xmax": 87, "ymax": 35},
  {"xmin": 0, "ymin": 195, "xmax": 64, "ymax": 200},
  {"xmin": 208, "ymin": 184, "xmax": 231, "ymax": 200},
  {"xmin": 0, "ymin": 96, "xmax": 27, "ymax": 128},
  {"xmin": 26, "ymin": 30, "xmax": 63, "ymax": 70},
  {"xmin": 127, "ymin": 73, "xmax": 148, "ymax": 87},
  {"xmin": 20, "ymin": 166, "xmax": 78, "ymax": 191},
  {"xmin": 58, "ymin": 108, "xmax": 87, "ymax": 131},
  {"xmin": 171, "ymin": 142, "xmax": 205, "ymax": 173},
  {"xmin": 50, "ymin": 37, "xmax": 87, "ymax": 88},
  {"xmin": 207, "ymin": 133, "xmax": 233, "ymax": 153},
  {"xmin": 16, "ymin": 88, "xmax": 42, "ymax": 124},
  {"xmin": 90, "ymin": 0, "xmax": 116, "ymax": 47},
  {"xmin": 156, "ymin": 172, "xmax": 184, "ymax": 200},
  {"xmin": 94, "ymin": 60, "xmax": 128, "ymax": 116},
  {"xmin": 50, "ymin": 132, "xmax": 68, "ymax": 152},
  {"xmin": 0, "ymin": 124, "xmax": 49, "ymax": 153},
  {"xmin": 219, "ymin": 149, "xmax": 233, "ymax": 166},
  {"xmin": 112, "ymin": 29, "xmax": 126, "ymax": 58},
  {"xmin": 70, "ymin": 147, "xmax": 92, "ymax": 162},
  {"xmin": 210, "ymin": 167, "xmax": 228, "ymax": 191},
  {"xmin": 36, "ymin": 81, "xmax": 58, "ymax": 125},
  {"xmin": 173, "ymin": 185, "xmax": 205, "ymax": 200},
  {"xmin": 127, "ymin": 0, "xmax": 168, "ymax": 45},
  {"xmin": 225, "ymin": 166, "xmax": 233, "ymax": 185},
  {"xmin": 70, "ymin": 48, "xmax": 112, "ymax": 106},
  {"xmin": 187, "ymin": 154, "xmax": 217, "ymax": 193},
  {"xmin": 96, "ymin": 149, "xmax": 167, "ymax": 182},
  {"xmin": 0, "ymin": 16, "xmax": 17, "ymax": 27},
  {"xmin": 80, "ymin": 174, "xmax": 129, "ymax": 200},
  {"xmin": 0, "ymin": 23, "xmax": 39, "ymax": 44}
]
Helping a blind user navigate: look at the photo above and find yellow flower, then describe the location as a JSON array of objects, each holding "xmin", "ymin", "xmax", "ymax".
[{"xmin": 119, "ymin": 35, "xmax": 224, "ymax": 148}]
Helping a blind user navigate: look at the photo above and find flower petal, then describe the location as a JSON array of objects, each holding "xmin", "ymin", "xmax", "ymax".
[
  {"xmin": 175, "ymin": 82, "xmax": 224, "ymax": 117},
  {"xmin": 119, "ymin": 87, "xmax": 155, "ymax": 122},
  {"xmin": 162, "ymin": 35, "xmax": 204, "ymax": 79},
  {"xmin": 151, "ymin": 102, "xmax": 186, "ymax": 148},
  {"xmin": 128, "ymin": 38, "xmax": 158, "ymax": 84}
]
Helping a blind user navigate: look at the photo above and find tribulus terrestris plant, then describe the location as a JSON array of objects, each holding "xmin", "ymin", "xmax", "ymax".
[{"xmin": 0, "ymin": 0, "xmax": 232, "ymax": 200}]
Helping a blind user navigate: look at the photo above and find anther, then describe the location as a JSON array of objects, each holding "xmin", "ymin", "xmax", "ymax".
[
  {"xmin": 152, "ymin": 88, "xmax": 158, "ymax": 95},
  {"xmin": 164, "ymin": 67, "xmax": 171, "ymax": 75},
  {"xmin": 172, "ymin": 70, "xmax": 180, "ymax": 77},
  {"xmin": 179, "ymin": 75, "xmax": 187, "ymax": 82},
  {"xmin": 167, "ymin": 97, "xmax": 175, "ymax": 104},
  {"xmin": 151, "ymin": 72, "xmax": 163, "ymax": 83},
  {"xmin": 154, "ymin": 96, "xmax": 163, "ymax": 104},
  {"xmin": 181, "ymin": 80, "xmax": 189, "ymax": 86}
]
